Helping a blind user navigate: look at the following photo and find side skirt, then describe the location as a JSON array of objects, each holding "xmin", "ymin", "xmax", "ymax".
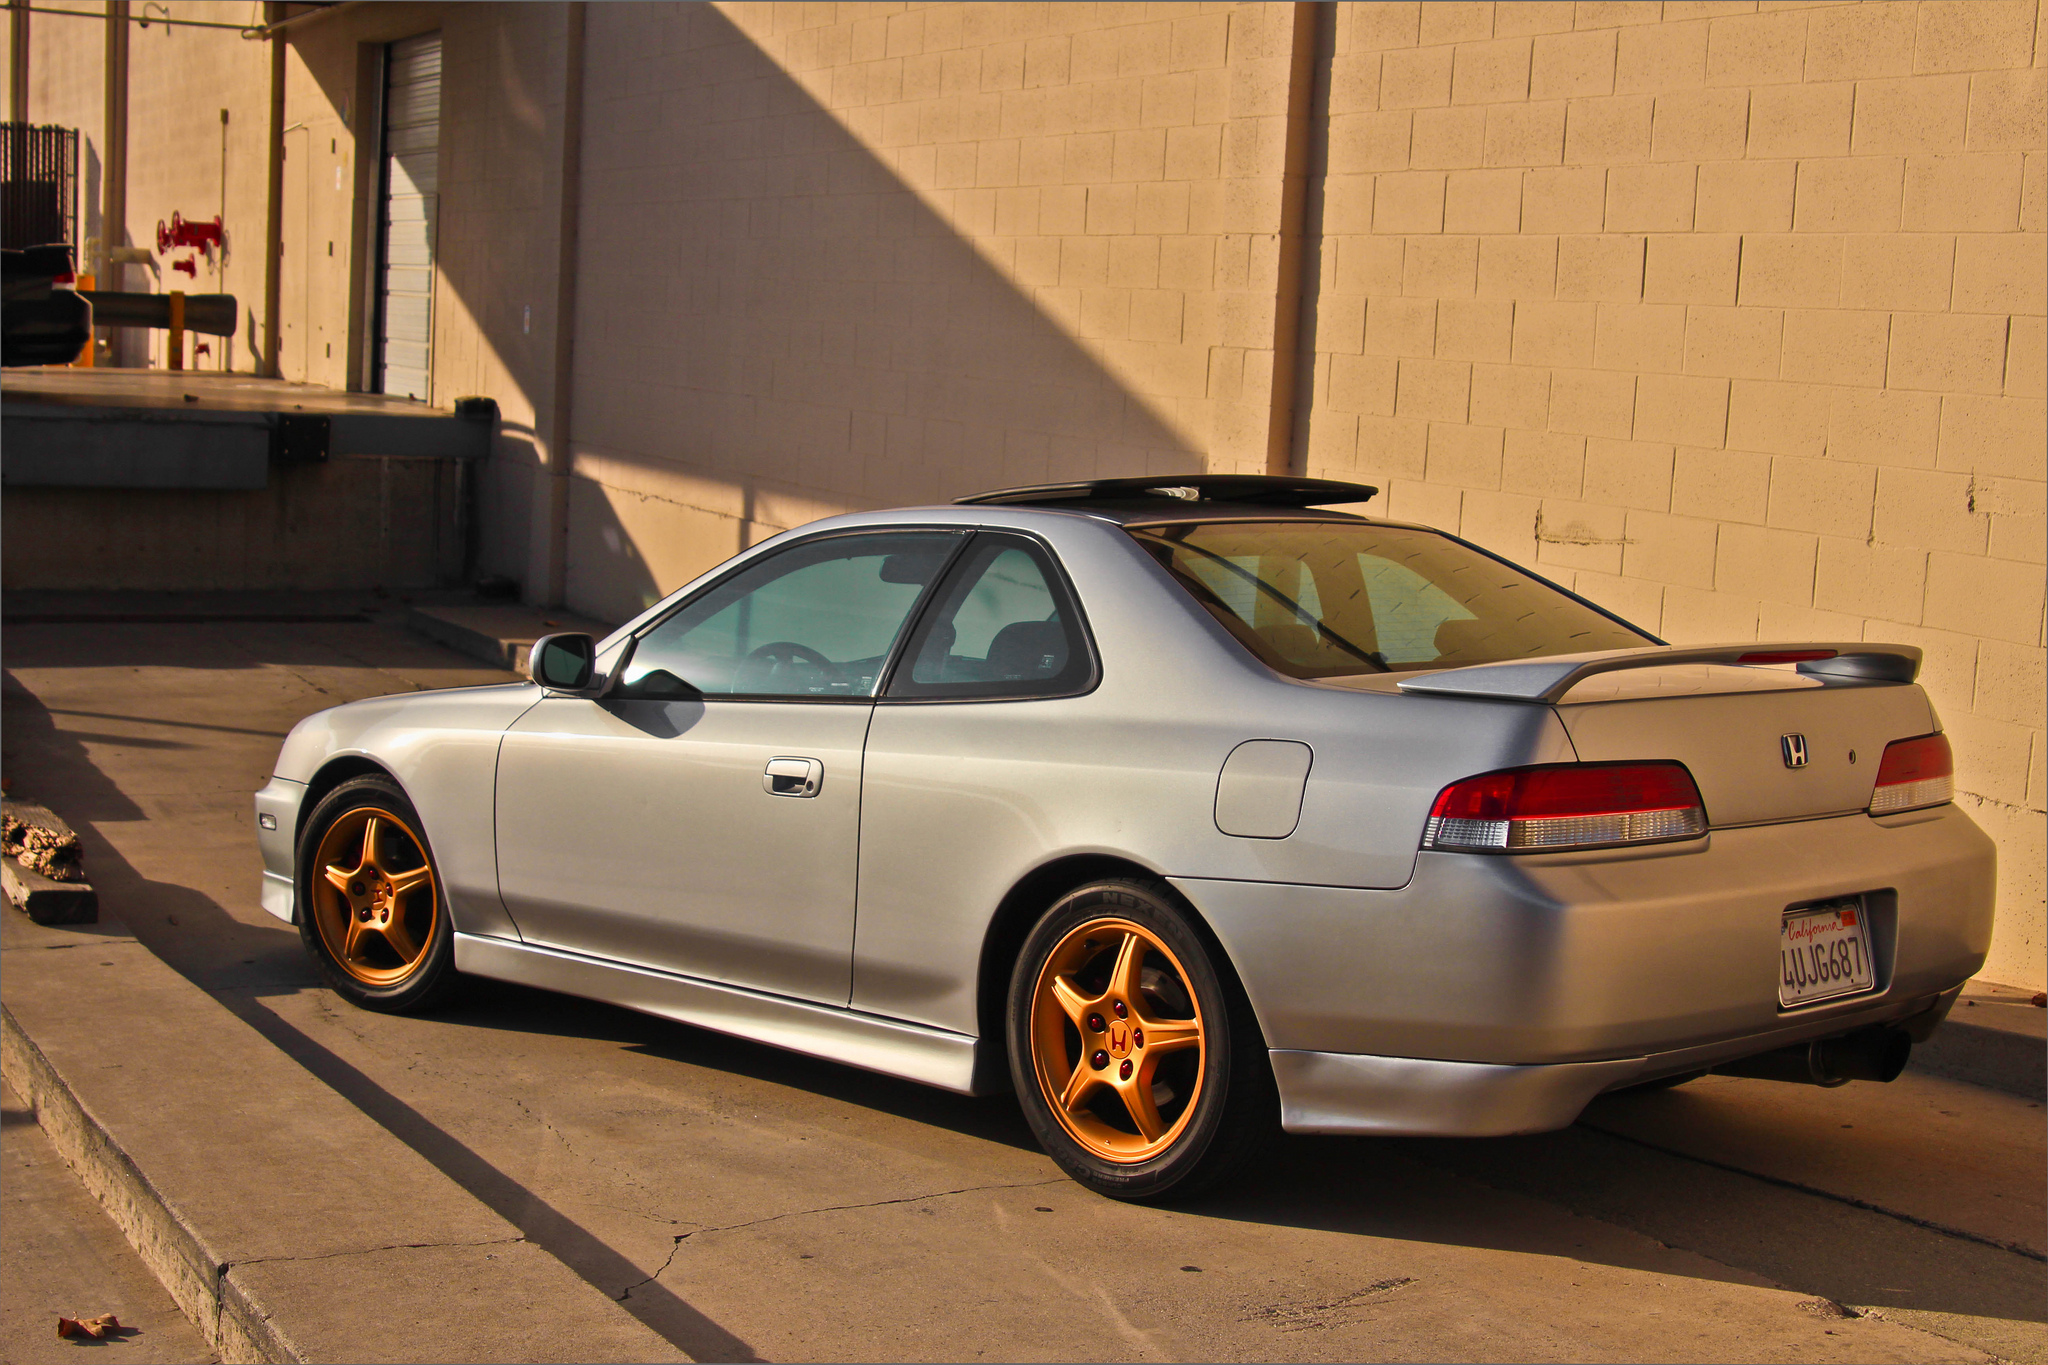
[{"xmin": 453, "ymin": 933, "xmax": 984, "ymax": 1094}]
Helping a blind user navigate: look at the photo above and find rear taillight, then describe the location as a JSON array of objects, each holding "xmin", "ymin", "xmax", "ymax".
[
  {"xmin": 1869, "ymin": 733, "xmax": 1953, "ymax": 814},
  {"xmin": 1423, "ymin": 762, "xmax": 1708, "ymax": 853}
]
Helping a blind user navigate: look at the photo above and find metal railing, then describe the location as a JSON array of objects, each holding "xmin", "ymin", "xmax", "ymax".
[{"xmin": 1, "ymin": 123, "xmax": 78, "ymax": 252}]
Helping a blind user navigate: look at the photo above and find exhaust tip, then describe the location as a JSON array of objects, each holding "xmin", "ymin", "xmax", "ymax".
[{"xmin": 1714, "ymin": 1026, "xmax": 1913, "ymax": 1088}]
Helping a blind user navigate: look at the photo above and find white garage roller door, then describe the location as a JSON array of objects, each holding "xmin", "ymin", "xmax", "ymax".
[{"xmin": 376, "ymin": 33, "xmax": 440, "ymax": 401}]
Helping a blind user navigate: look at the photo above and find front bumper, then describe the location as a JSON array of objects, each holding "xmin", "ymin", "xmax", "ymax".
[
  {"xmin": 253, "ymin": 776, "xmax": 307, "ymax": 924},
  {"xmin": 1179, "ymin": 804, "xmax": 1995, "ymax": 1133}
]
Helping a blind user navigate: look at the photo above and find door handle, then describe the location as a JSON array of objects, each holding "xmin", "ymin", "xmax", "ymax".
[{"xmin": 763, "ymin": 756, "xmax": 823, "ymax": 797}]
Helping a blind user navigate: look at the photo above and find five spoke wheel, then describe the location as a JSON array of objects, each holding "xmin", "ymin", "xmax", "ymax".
[
  {"xmin": 309, "ymin": 806, "xmax": 440, "ymax": 988},
  {"xmin": 1029, "ymin": 917, "xmax": 1206, "ymax": 1163}
]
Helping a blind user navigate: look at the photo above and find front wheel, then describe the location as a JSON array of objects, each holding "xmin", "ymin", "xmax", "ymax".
[
  {"xmin": 295, "ymin": 774, "xmax": 460, "ymax": 1013},
  {"xmin": 1007, "ymin": 879, "xmax": 1275, "ymax": 1201}
]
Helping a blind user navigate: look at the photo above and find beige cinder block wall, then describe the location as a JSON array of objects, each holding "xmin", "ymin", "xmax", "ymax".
[
  {"xmin": 563, "ymin": 1, "xmax": 1307, "ymax": 618},
  {"xmin": 1298, "ymin": 0, "xmax": 2045, "ymax": 988}
]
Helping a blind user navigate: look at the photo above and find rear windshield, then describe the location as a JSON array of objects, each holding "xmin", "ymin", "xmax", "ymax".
[{"xmin": 1129, "ymin": 520, "xmax": 1654, "ymax": 679}]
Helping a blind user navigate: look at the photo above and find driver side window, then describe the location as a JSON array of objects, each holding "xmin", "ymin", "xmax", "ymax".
[{"xmin": 616, "ymin": 532, "xmax": 961, "ymax": 699}]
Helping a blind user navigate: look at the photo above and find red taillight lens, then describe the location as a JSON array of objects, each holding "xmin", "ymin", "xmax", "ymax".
[
  {"xmin": 1870, "ymin": 733, "xmax": 1953, "ymax": 814},
  {"xmin": 1424, "ymin": 763, "xmax": 1707, "ymax": 853}
]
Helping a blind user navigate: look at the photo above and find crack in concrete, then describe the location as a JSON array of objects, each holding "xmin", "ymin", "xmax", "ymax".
[
  {"xmin": 615, "ymin": 1176, "xmax": 1065, "ymax": 1302},
  {"xmin": 224, "ymin": 1233, "xmax": 529, "ymax": 1271}
]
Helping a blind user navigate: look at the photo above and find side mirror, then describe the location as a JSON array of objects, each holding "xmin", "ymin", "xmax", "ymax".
[{"xmin": 530, "ymin": 633, "xmax": 598, "ymax": 694}]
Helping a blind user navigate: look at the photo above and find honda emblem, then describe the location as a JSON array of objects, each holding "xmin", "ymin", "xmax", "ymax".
[{"xmin": 1781, "ymin": 733, "xmax": 1809, "ymax": 769}]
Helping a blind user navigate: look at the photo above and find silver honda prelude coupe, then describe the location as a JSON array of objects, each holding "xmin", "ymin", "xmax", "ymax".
[{"xmin": 255, "ymin": 475, "xmax": 1995, "ymax": 1200}]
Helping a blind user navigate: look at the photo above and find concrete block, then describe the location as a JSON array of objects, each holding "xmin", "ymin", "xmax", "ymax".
[
  {"xmin": 1633, "ymin": 372, "xmax": 1730, "ymax": 449},
  {"xmin": 1615, "ymin": 18, "xmax": 1708, "ymax": 95},
  {"xmin": 1793, "ymin": 156, "xmax": 1904, "ymax": 232},
  {"xmin": 1967, "ymin": 68, "xmax": 2048, "ymax": 154},
  {"xmin": 1904, "ymin": 153, "xmax": 2025, "ymax": 232},
  {"xmin": 1726, "ymin": 378, "xmax": 1830, "ymax": 458},
  {"xmin": 1404, "ymin": 235, "xmax": 1480, "ymax": 296},
  {"xmin": 1768, "ymin": 453, "xmax": 1878, "ymax": 538},
  {"xmin": 1604, "ymin": 161, "xmax": 1697, "ymax": 232},
  {"xmin": 1348, "ymin": 1, "xmax": 1422, "ymax": 53},
  {"xmin": 1925, "ymin": 550, "xmax": 2048, "ymax": 644},
  {"xmin": 1804, "ymin": 1, "xmax": 1917, "ymax": 82},
  {"xmin": 1813, "ymin": 535, "xmax": 1927, "ymax": 623},
  {"xmin": 1705, "ymin": 9, "xmax": 1808, "ymax": 88},
  {"xmin": 1644, "ymin": 233, "xmax": 1739, "ymax": 304},
  {"xmin": 1747, "ymin": 80, "xmax": 1855, "ymax": 159},
  {"xmin": 1564, "ymin": 93, "xmax": 1653, "ymax": 164},
  {"xmin": 1913, "ymin": 0, "xmax": 2037, "ymax": 75},
  {"xmin": 1327, "ymin": 353, "xmax": 1399, "ymax": 416},
  {"xmin": 1981, "ymin": 478, "xmax": 2048, "ymax": 566},
  {"xmin": 1954, "ymin": 235, "xmax": 2047, "ymax": 316},
  {"xmin": 2025, "ymin": 151, "xmax": 2045, "ymax": 236},
  {"xmin": 1337, "ymin": 235, "xmax": 1406, "ymax": 295},
  {"xmin": 1840, "ymin": 233, "xmax": 1955, "ymax": 313},
  {"xmin": 1444, "ymin": 168, "xmax": 1527, "ymax": 232},
  {"xmin": 1477, "ymin": 234, "xmax": 1559, "ymax": 297},
  {"xmin": 1854, "ymin": 74, "xmax": 1972, "ymax": 156},
  {"xmin": 1582, "ymin": 436, "xmax": 1675, "ymax": 510},
  {"xmin": 1458, "ymin": 488, "xmax": 1543, "ymax": 563},
  {"xmin": 1686, "ymin": 306, "xmax": 1787, "ymax": 382},
  {"xmin": 1512, "ymin": 300, "xmax": 1599, "ymax": 367},
  {"xmin": 1830, "ymin": 386, "xmax": 1942, "ymax": 468},
  {"xmin": 1533, "ymin": 28, "xmax": 1618, "ymax": 99},
  {"xmin": 1381, "ymin": 44, "xmax": 1453, "ymax": 109},
  {"xmin": 1453, "ymin": 37, "xmax": 1534, "ymax": 105},
  {"xmin": 1594, "ymin": 301, "xmax": 1685, "ymax": 373},
  {"xmin": 1374, "ymin": 172, "xmax": 1448, "ymax": 233},
  {"xmin": 1568, "ymin": 566, "xmax": 1666, "ymax": 634},
  {"xmin": 1757, "ymin": 599, "xmax": 1868, "ymax": 641},
  {"xmin": 1383, "ymin": 476, "xmax": 1464, "ymax": 530},
  {"xmin": 1471, "ymin": 362, "xmax": 1552, "ymax": 430},
  {"xmin": 1421, "ymin": 1, "xmax": 1495, "ymax": 47},
  {"xmin": 1945, "ymin": 711, "xmax": 2037, "ymax": 807},
  {"xmin": 1484, "ymin": 101, "xmax": 1569, "ymax": 167},
  {"xmin": 1435, "ymin": 299, "xmax": 1516, "ymax": 363},
  {"xmin": 1521, "ymin": 166, "xmax": 1609, "ymax": 233},
  {"xmin": 2007, "ymin": 317, "xmax": 2047, "ymax": 400},
  {"xmin": 1356, "ymin": 414, "xmax": 1432, "ymax": 482},
  {"xmin": 1873, "ymin": 467, "xmax": 1991, "ymax": 556},
  {"xmin": 1739, "ymin": 234, "xmax": 1843, "ymax": 309},
  {"xmin": 1412, "ymin": 106, "xmax": 1487, "ymax": 169},
  {"xmin": 1503, "ymin": 428, "xmax": 1586, "ymax": 498},
  {"xmin": 1933, "ymin": 394, "xmax": 2048, "ymax": 480},
  {"xmin": 1974, "ymin": 637, "xmax": 2048, "ymax": 728},
  {"xmin": 1396, "ymin": 357, "xmax": 1473, "ymax": 423},
  {"xmin": 1558, "ymin": 236, "xmax": 1646, "ymax": 303},
  {"xmin": 1889, "ymin": 312, "xmax": 2011, "ymax": 395},
  {"xmin": 1494, "ymin": 2, "xmax": 1579, "ymax": 41},
  {"xmin": 1364, "ymin": 296, "xmax": 1439, "ymax": 357},
  {"xmin": 1548, "ymin": 367, "xmax": 1638, "ymax": 438},
  {"xmin": 1660, "ymin": 583, "xmax": 1761, "ymax": 643},
  {"xmin": 1652, "ymin": 87, "xmax": 1750, "ymax": 161},
  {"xmin": 1426, "ymin": 421, "xmax": 1505, "ymax": 489},
  {"xmin": 1672, "ymin": 445, "xmax": 1773, "ymax": 525},
  {"xmin": 1781, "ymin": 308, "xmax": 1889, "ymax": 387},
  {"xmin": 1695, "ymin": 159, "xmax": 1798, "ymax": 232},
  {"xmin": 1535, "ymin": 497, "xmax": 1628, "ymax": 574},
  {"xmin": 1621, "ymin": 509, "xmax": 1719, "ymax": 589}
]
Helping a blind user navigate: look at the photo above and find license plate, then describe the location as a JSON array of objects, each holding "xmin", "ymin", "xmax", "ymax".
[{"xmin": 1779, "ymin": 898, "xmax": 1876, "ymax": 1008}]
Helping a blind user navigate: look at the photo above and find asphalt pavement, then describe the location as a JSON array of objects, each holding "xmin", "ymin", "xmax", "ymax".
[{"xmin": 1, "ymin": 595, "xmax": 2041, "ymax": 1364}]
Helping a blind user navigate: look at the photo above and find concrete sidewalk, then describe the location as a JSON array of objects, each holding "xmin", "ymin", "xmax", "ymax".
[{"xmin": 1, "ymin": 903, "xmax": 684, "ymax": 1364}]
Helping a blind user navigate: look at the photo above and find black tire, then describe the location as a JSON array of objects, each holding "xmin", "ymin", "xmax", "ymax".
[
  {"xmin": 1006, "ymin": 878, "xmax": 1276, "ymax": 1202},
  {"xmin": 295, "ymin": 774, "xmax": 460, "ymax": 1014}
]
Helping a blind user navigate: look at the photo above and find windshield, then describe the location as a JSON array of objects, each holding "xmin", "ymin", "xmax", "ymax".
[{"xmin": 1129, "ymin": 520, "xmax": 1654, "ymax": 679}]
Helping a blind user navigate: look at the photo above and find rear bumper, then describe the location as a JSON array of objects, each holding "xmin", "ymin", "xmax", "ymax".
[{"xmin": 1179, "ymin": 802, "xmax": 1995, "ymax": 1070}]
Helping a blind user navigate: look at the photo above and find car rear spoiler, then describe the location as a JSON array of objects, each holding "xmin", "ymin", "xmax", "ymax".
[{"xmin": 1394, "ymin": 643, "xmax": 1922, "ymax": 705}]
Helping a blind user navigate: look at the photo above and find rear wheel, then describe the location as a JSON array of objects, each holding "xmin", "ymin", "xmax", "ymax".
[
  {"xmin": 1007, "ymin": 879, "xmax": 1275, "ymax": 1201},
  {"xmin": 296, "ymin": 774, "xmax": 459, "ymax": 1013}
]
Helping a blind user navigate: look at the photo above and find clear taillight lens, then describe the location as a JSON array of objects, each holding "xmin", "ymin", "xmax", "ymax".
[
  {"xmin": 1422, "ymin": 762, "xmax": 1708, "ymax": 853},
  {"xmin": 1869, "ymin": 733, "xmax": 1953, "ymax": 814}
]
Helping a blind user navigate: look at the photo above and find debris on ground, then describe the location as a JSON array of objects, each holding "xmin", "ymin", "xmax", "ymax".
[
  {"xmin": 55, "ymin": 1312, "xmax": 122, "ymax": 1339},
  {"xmin": 1797, "ymin": 1298, "xmax": 1861, "ymax": 1320},
  {"xmin": 1, "ymin": 798, "xmax": 99, "ymax": 925},
  {"xmin": 3, "ymin": 811, "xmax": 85, "ymax": 881}
]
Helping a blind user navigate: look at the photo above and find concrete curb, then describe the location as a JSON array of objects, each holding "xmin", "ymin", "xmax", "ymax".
[{"xmin": 0, "ymin": 909, "xmax": 685, "ymax": 1365}]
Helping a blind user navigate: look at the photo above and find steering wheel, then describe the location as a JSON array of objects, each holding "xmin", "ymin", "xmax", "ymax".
[{"xmin": 741, "ymin": 640, "xmax": 835, "ymax": 689}]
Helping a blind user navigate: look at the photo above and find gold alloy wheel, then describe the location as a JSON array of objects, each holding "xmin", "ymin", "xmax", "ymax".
[
  {"xmin": 309, "ymin": 806, "xmax": 439, "ymax": 987},
  {"xmin": 1029, "ymin": 918, "xmax": 1206, "ymax": 1163}
]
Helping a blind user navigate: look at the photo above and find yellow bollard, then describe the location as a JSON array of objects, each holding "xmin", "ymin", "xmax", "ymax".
[{"xmin": 167, "ymin": 291, "xmax": 185, "ymax": 371}]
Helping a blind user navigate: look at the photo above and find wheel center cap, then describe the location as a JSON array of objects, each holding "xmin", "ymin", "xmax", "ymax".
[{"xmin": 1107, "ymin": 1019, "xmax": 1132, "ymax": 1058}]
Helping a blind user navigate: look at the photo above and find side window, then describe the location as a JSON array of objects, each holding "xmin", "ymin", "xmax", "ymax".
[
  {"xmin": 616, "ymin": 532, "xmax": 960, "ymax": 699},
  {"xmin": 886, "ymin": 534, "xmax": 1093, "ymax": 700}
]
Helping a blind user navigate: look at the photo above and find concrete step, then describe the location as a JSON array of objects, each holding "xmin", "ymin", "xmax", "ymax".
[
  {"xmin": 0, "ymin": 905, "xmax": 683, "ymax": 1364},
  {"xmin": 405, "ymin": 603, "xmax": 618, "ymax": 677}
]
